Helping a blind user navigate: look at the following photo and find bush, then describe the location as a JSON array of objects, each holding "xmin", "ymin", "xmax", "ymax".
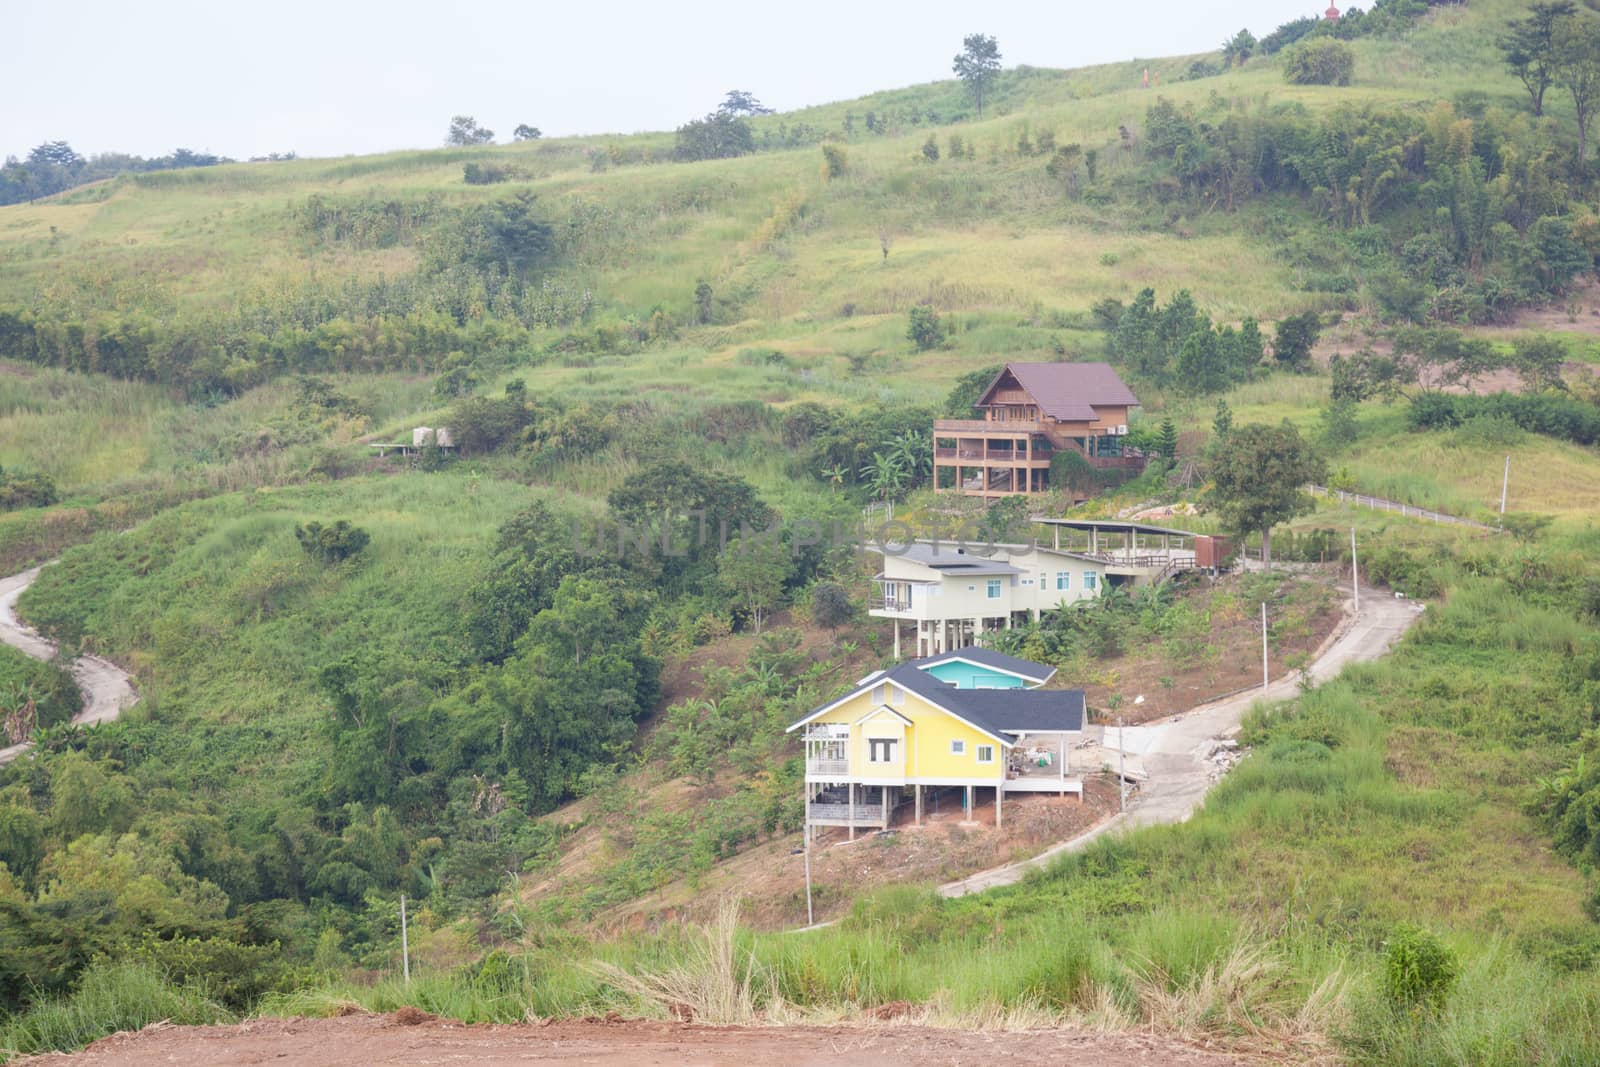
[
  {"xmin": 907, "ymin": 306, "xmax": 944, "ymax": 351},
  {"xmin": 294, "ymin": 520, "xmax": 370, "ymax": 564},
  {"xmin": 0, "ymin": 961, "xmax": 232, "ymax": 1058},
  {"xmin": 1382, "ymin": 924, "xmax": 1458, "ymax": 1011},
  {"xmin": 1283, "ymin": 39, "xmax": 1354, "ymax": 86},
  {"xmin": 821, "ymin": 144, "xmax": 847, "ymax": 180},
  {"xmin": 810, "ymin": 582, "xmax": 854, "ymax": 630},
  {"xmin": 0, "ymin": 643, "xmax": 81, "ymax": 740},
  {"xmin": 462, "ymin": 162, "xmax": 517, "ymax": 185},
  {"xmin": 0, "ymin": 467, "xmax": 59, "ymax": 511}
]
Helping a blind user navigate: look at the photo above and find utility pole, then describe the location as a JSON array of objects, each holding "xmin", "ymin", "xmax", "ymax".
[
  {"xmin": 802, "ymin": 800, "xmax": 814, "ymax": 927},
  {"xmin": 1261, "ymin": 602, "xmax": 1269, "ymax": 690},
  {"xmin": 1350, "ymin": 528, "xmax": 1359, "ymax": 616},
  {"xmin": 400, "ymin": 894, "xmax": 410, "ymax": 984},
  {"xmin": 1500, "ymin": 455, "xmax": 1510, "ymax": 518},
  {"xmin": 1117, "ymin": 716, "xmax": 1126, "ymax": 813}
]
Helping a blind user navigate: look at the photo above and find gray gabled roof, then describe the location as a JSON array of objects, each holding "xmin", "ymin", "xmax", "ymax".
[
  {"xmin": 880, "ymin": 542, "xmax": 1021, "ymax": 575},
  {"xmin": 789, "ymin": 660, "xmax": 1085, "ymax": 742},
  {"xmin": 911, "ymin": 646, "xmax": 1057, "ymax": 685},
  {"xmin": 977, "ymin": 362, "xmax": 1139, "ymax": 422}
]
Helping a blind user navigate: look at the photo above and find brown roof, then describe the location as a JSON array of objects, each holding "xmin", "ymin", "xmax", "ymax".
[{"xmin": 976, "ymin": 362, "xmax": 1139, "ymax": 421}]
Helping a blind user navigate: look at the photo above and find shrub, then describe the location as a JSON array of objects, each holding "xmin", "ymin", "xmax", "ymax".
[
  {"xmin": 810, "ymin": 582, "xmax": 854, "ymax": 631},
  {"xmin": 462, "ymin": 162, "xmax": 516, "ymax": 185},
  {"xmin": 294, "ymin": 520, "xmax": 370, "ymax": 564},
  {"xmin": 1382, "ymin": 924, "xmax": 1458, "ymax": 1011},
  {"xmin": 1283, "ymin": 39, "xmax": 1354, "ymax": 86},
  {"xmin": 0, "ymin": 467, "xmax": 59, "ymax": 511},
  {"xmin": 907, "ymin": 306, "xmax": 944, "ymax": 351},
  {"xmin": 820, "ymin": 144, "xmax": 847, "ymax": 180}
]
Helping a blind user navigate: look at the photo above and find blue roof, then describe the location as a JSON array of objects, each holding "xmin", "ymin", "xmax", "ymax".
[{"xmin": 911, "ymin": 646, "xmax": 1056, "ymax": 684}]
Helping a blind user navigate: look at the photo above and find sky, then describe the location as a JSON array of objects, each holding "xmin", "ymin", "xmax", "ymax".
[{"xmin": 8, "ymin": 0, "xmax": 1311, "ymax": 161}]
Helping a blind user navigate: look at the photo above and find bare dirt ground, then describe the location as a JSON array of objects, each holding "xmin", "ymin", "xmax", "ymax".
[
  {"xmin": 601, "ymin": 778, "xmax": 1119, "ymax": 931},
  {"xmin": 1077, "ymin": 573, "xmax": 1343, "ymax": 724},
  {"xmin": 14, "ymin": 1013, "xmax": 1278, "ymax": 1066}
]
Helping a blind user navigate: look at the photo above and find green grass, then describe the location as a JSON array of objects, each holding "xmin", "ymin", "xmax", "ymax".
[{"xmin": 0, "ymin": 962, "xmax": 232, "ymax": 1061}]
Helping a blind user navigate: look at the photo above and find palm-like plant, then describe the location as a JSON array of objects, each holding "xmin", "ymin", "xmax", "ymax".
[
  {"xmin": 820, "ymin": 463, "xmax": 848, "ymax": 492},
  {"xmin": 860, "ymin": 452, "xmax": 908, "ymax": 502}
]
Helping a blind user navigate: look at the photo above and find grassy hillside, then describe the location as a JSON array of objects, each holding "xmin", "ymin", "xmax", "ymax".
[{"xmin": 2, "ymin": 1, "xmax": 1600, "ymax": 1062}]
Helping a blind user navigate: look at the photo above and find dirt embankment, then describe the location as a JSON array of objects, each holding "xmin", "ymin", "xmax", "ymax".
[{"xmin": 14, "ymin": 1012, "xmax": 1278, "ymax": 1067}]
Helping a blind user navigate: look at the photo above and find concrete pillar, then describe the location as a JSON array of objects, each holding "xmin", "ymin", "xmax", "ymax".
[
  {"xmin": 964, "ymin": 785, "xmax": 973, "ymax": 821},
  {"xmin": 996, "ymin": 784, "xmax": 1003, "ymax": 828},
  {"xmin": 915, "ymin": 784, "xmax": 923, "ymax": 825},
  {"xmin": 848, "ymin": 782, "xmax": 856, "ymax": 841},
  {"xmin": 892, "ymin": 620, "xmax": 900, "ymax": 660}
]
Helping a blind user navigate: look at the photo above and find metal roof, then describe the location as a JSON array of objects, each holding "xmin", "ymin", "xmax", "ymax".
[
  {"xmin": 911, "ymin": 646, "xmax": 1057, "ymax": 684},
  {"xmin": 1030, "ymin": 518, "xmax": 1200, "ymax": 538},
  {"xmin": 976, "ymin": 362, "xmax": 1139, "ymax": 422},
  {"xmin": 879, "ymin": 542, "xmax": 1022, "ymax": 575}
]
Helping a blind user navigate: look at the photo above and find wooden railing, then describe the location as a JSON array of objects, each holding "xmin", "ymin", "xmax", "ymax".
[{"xmin": 935, "ymin": 446, "xmax": 1052, "ymax": 464}]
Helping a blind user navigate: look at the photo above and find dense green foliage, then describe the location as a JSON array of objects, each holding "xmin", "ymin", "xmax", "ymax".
[
  {"xmin": 0, "ymin": 643, "xmax": 79, "ymax": 740},
  {"xmin": 1408, "ymin": 390, "xmax": 1600, "ymax": 445}
]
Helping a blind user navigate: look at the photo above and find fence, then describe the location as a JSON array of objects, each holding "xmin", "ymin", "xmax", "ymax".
[{"xmin": 1305, "ymin": 485, "xmax": 1499, "ymax": 532}]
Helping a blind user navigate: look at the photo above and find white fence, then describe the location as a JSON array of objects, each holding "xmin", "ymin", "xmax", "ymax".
[{"xmin": 1306, "ymin": 485, "xmax": 1499, "ymax": 532}]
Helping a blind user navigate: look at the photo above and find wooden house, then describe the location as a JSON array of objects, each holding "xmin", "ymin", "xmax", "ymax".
[{"xmin": 933, "ymin": 362, "xmax": 1143, "ymax": 501}]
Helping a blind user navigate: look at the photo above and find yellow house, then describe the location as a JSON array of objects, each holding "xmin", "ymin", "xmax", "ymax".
[{"xmin": 786, "ymin": 648, "xmax": 1085, "ymax": 838}]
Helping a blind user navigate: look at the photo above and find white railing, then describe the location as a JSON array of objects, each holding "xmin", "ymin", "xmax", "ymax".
[
  {"xmin": 1306, "ymin": 485, "xmax": 1498, "ymax": 532},
  {"xmin": 808, "ymin": 802, "xmax": 886, "ymax": 822},
  {"xmin": 807, "ymin": 757, "xmax": 850, "ymax": 775}
]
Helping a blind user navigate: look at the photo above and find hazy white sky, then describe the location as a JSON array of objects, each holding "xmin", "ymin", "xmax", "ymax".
[{"xmin": 9, "ymin": 0, "xmax": 1310, "ymax": 160}]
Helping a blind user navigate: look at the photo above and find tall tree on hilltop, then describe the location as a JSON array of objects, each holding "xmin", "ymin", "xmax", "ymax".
[
  {"xmin": 445, "ymin": 115, "xmax": 495, "ymax": 146},
  {"xmin": 1207, "ymin": 422, "xmax": 1326, "ymax": 567},
  {"xmin": 1501, "ymin": 1, "xmax": 1576, "ymax": 117},
  {"xmin": 718, "ymin": 90, "xmax": 774, "ymax": 116},
  {"xmin": 953, "ymin": 34, "xmax": 1002, "ymax": 119}
]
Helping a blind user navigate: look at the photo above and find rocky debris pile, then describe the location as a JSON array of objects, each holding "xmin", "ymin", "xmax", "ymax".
[{"xmin": 1205, "ymin": 738, "xmax": 1244, "ymax": 782}]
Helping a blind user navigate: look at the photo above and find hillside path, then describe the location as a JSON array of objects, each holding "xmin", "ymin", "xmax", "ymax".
[
  {"xmin": 939, "ymin": 585, "xmax": 1420, "ymax": 898},
  {"xmin": 0, "ymin": 565, "xmax": 138, "ymax": 766}
]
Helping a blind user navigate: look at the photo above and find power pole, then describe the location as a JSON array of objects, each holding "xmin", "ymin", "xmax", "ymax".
[
  {"xmin": 400, "ymin": 894, "xmax": 410, "ymax": 984},
  {"xmin": 1350, "ymin": 528, "xmax": 1359, "ymax": 616},
  {"xmin": 1117, "ymin": 716, "xmax": 1126, "ymax": 813},
  {"xmin": 803, "ymin": 794, "xmax": 814, "ymax": 927},
  {"xmin": 1500, "ymin": 455, "xmax": 1510, "ymax": 518},
  {"xmin": 1260, "ymin": 602, "xmax": 1269, "ymax": 690}
]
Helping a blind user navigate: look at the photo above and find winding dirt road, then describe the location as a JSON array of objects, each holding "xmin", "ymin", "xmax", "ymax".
[
  {"xmin": 0, "ymin": 565, "xmax": 137, "ymax": 765},
  {"xmin": 939, "ymin": 585, "xmax": 1421, "ymax": 897}
]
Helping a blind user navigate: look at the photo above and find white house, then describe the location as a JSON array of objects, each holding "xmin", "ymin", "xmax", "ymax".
[{"xmin": 869, "ymin": 541, "xmax": 1111, "ymax": 658}]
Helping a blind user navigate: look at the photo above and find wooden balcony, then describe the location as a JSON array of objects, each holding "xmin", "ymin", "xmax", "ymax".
[
  {"xmin": 934, "ymin": 417, "xmax": 1044, "ymax": 435},
  {"xmin": 934, "ymin": 445, "xmax": 1052, "ymax": 465}
]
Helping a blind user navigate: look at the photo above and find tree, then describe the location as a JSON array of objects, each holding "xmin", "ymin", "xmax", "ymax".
[
  {"xmin": 1283, "ymin": 39, "xmax": 1355, "ymax": 86},
  {"xmin": 445, "ymin": 116, "xmax": 495, "ymax": 146},
  {"xmin": 810, "ymin": 582, "xmax": 854, "ymax": 631},
  {"xmin": 1222, "ymin": 29, "xmax": 1257, "ymax": 68},
  {"xmin": 694, "ymin": 281, "xmax": 714, "ymax": 324},
  {"xmin": 1501, "ymin": 1, "xmax": 1576, "ymax": 117},
  {"xmin": 921, "ymin": 135, "xmax": 940, "ymax": 162},
  {"xmin": 1273, "ymin": 311, "xmax": 1322, "ymax": 372},
  {"xmin": 717, "ymin": 533, "xmax": 791, "ymax": 634},
  {"xmin": 952, "ymin": 34, "xmax": 1002, "ymax": 118},
  {"xmin": 1156, "ymin": 418, "xmax": 1179, "ymax": 460},
  {"xmin": 295, "ymin": 520, "xmax": 370, "ymax": 564},
  {"xmin": 1512, "ymin": 334, "xmax": 1568, "ymax": 392},
  {"xmin": 674, "ymin": 112, "xmax": 755, "ymax": 161},
  {"xmin": 463, "ymin": 190, "xmax": 553, "ymax": 283},
  {"xmin": 512, "ymin": 124, "xmax": 542, "ymax": 141},
  {"xmin": 718, "ymin": 90, "xmax": 773, "ymax": 116},
  {"xmin": 907, "ymin": 306, "xmax": 944, "ymax": 351},
  {"xmin": 1206, "ymin": 422, "xmax": 1326, "ymax": 566},
  {"xmin": 1554, "ymin": 16, "xmax": 1600, "ymax": 168},
  {"xmin": 944, "ymin": 363, "xmax": 1004, "ymax": 416},
  {"xmin": 1212, "ymin": 399, "xmax": 1234, "ymax": 443}
]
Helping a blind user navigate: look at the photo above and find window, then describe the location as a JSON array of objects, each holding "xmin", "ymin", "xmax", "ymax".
[
  {"xmin": 871, "ymin": 683, "xmax": 886, "ymax": 704},
  {"xmin": 1056, "ymin": 571, "xmax": 1070, "ymax": 591},
  {"xmin": 986, "ymin": 579, "xmax": 1002, "ymax": 599},
  {"xmin": 1083, "ymin": 572, "xmax": 1098, "ymax": 592},
  {"xmin": 950, "ymin": 739, "xmax": 966, "ymax": 756},
  {"xmin": 976, "ymin": 744, "xmax": 995, "ymax": 764},
  {"xmin": 868, "ymin": 738, "xmax": 899, "ymax": 763},
  {"xmin": 889, "ymin": 686, "xmax": 905, "ymax": 706}
]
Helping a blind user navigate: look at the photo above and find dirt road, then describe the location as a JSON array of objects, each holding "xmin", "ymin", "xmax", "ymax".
[
  {"xmin": 0, "ymin": 565, "xmax": 137, "ymax": 765},
  {"xmin": 13, "ymin": 1013, "xmax": 1275, "ymax": 1066},
  {"xmin": 940, "ymin": 586, "xmax": 1420, "ymax": 897}
]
